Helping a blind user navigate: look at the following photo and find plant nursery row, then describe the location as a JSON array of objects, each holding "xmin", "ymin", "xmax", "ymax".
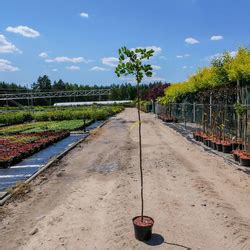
[
  {"xmin": 0, "ymin": 131, "xmax": 70, "ymax": 168},
  {"xmin": 0, "ymin": 106, "xmax": 124, "ymax": 126},
  {"xmin": 193, "ymin": 131, "xmax": 250, "ymax": 167}
]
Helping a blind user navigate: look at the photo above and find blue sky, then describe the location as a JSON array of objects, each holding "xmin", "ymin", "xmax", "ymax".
[{"xmin": 0, "ymin": 0, "xmax": 249, "ymax": 87}]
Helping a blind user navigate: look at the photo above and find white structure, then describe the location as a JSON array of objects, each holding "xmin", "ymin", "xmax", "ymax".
[{"xmin": 53, "ymin": 100, "xmax": 132, "ymax": 107}]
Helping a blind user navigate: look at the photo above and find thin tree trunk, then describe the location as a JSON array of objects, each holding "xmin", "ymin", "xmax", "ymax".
[{"xmin": 137, "ymin": 81, "xmax": 144, "ymax": 222}]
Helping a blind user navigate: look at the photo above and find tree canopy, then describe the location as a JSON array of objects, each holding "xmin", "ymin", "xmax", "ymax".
[{"xmin": 159, "ymin": 47, "xmax": 250, "ymax": 105}]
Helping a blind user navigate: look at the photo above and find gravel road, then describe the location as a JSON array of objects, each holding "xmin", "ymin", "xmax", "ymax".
[{"xmin": 0, "ymin": 108, "xmax": 250, "ymax": 250}]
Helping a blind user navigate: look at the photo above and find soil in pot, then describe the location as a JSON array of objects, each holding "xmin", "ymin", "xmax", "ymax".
[{"xmin": 133, "ymin": 216, "xmax": 154, "ymax": 241}]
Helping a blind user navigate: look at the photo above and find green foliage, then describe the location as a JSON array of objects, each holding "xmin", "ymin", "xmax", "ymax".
[
  {"xmin": 115, "ymin": 47, "xmax": 154, "ymax": 83},
  {"xmin": 159, "ymin": 47, "xmax": 250, "ymax": 105},
  {"xmin": 234, "ymin": 102, "xmax": 247, "ymax": 118},
  {"xmin": 0, "ymin": 112, "xmax": 32, "ymax": 126},
  {"xmin": 225, "ymin": 47, "xmax": 250, "ymax": 82},
  {"xmin": 0, "ymin": 106, "xmax": 124, "ymax": 126},
  {"xmin": 32, "ymin": 75, "xmax": 52, "ymax": 91},
  {"xmin": 0, "ymin": 120, "xmax": 90, "ymax": 134}
]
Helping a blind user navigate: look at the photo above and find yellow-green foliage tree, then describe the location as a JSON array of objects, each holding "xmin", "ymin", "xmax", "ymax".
[
  {"xmin": 159, "ymin": 47, "xmax": 250, "ymax": 105},
  {"xmin": 225, "ymin": 47, "xmax": 250, "ymax": 82}
]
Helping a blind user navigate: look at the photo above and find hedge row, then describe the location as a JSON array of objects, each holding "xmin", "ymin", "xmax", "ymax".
[
  {"xmin": 0, "ymin": 106, "xmax": 124, "ymax": 125},
  {"xmin": 159, "ymin": 47, "xmax": 250, "ymax": 105}
]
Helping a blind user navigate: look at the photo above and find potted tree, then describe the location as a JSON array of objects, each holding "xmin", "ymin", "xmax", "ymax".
[{"xmin": 115, "ymin": 47, "xmax": 155, "ymax": 241}]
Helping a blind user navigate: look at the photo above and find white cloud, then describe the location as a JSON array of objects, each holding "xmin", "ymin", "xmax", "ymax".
[
  {"xmin": 90, "ymin": 66, "xmax": 110, "ymax": 71},
  {"xmin": 206, "ymin": 50, "xmax": 237, "ymax": 61},
  {"xmin": 80, "ymin": 12, "xmax": 89, "ymax": 18},
  {"xmin": 132, "ymin": 46, "xmax": 162, "ymax": 56},
  {"xmin": 159, "ymin": 56, "xmax": 167, "ymax": 60},
  {"xmin": 66, "ymin": 65, "xmax": 80, "ymax": 71},
  {"xmin": 176, "ymin": 54, "xmax": 190, "ymax": 59},
  {"xmin": 152, "ymin": 65, "xmax": 161, "ymax": 70},
  {"xmin": 0, "ymin": 59, "xmax": 19, "ymax": 72},
  {"xmin": 147, "ymin": 76, "xmax": 166, "ymax": 82},
  {"xmin": 0, "ymin": 34, "xmax": 22, "ymax": 53},
  {"xmin": 230, "ymin": 51, "xmax": 237, "ymax": 57},
  {"xmin": 185, "ymin": 37, "xmax": 200, "ymax": 45},
  {"xmin": 39, "ymin": 52, "xmax": 48, "ymax": 58},
  {"xmin": 52, "ymin": 68, "xmax": 58, "ymax": 72},
  {"xmin": 102, "ymin": 57, "xmax": 119, "ymax": 67},
  {"xmin": 121, "ymin": 73, "xmax": 165, "ymax": 83},
  {"xmin": 45, "ymin": 56, "xmax": 89, "ymax": 63},
  {"xmin": 182, "ymin": 66, "xmax": 188, "ymax": 69},
  {"xmin": 143, "ymin": 46, "xmax": 162, "ymax": 55},
  {"xmin": 206, "ymin": 53, "xmax": 222, "ymax": 61},
  {"xmin": 6, "ymin": 25, "xmax": 40, "ymax": 38},
  {"xmin": 103, "ymin": 46, "xmax": 162, "ymax": 68},
  {"xmin": 211, "ymin": 35, "xmax": 223, "ymax": 41}
]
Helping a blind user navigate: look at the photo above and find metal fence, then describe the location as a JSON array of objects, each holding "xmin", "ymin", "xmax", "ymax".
[{"xmin": 156, "ymin": 102, "xmax": 250, "ymax": 151}]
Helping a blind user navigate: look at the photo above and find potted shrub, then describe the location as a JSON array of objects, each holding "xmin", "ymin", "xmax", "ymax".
[
  {"xmin": 239, "ymin": 152, "xmax": 250, "ymax": 166},
  {"xmin": 221, "ymin": 139, "xmax": 233, "ymax": 154},
  {"xmin": 232, "ymin": 149, "xmax": 241, "ymax": 162},
  {"xmin": 115, "ymin": 47, "xmax": 155, "ymax": 241},
  {"xmin": 237, "ymin": 151, "xmax": 250, "ymax": 166}
]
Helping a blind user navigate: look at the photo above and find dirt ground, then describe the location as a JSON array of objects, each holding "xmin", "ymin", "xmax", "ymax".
[{"xmin": 0, "ymin": 108, "xmax": 250, "ymax": 250}]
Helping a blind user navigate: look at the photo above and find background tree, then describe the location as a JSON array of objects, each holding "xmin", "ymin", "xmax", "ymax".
[
  {"xmin": 32, "ymin": 75, "xmax": 52, "ymax": 92},
  {"xmin": 145, "ymin": 82, "xmax": 170, "ymax": 101}
]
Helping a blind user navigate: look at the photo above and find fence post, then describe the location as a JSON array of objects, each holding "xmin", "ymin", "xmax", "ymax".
[
  {"xmin": 193, "ymin": 102, "xmax": 196, "ymax": 123},
  {"xmin": 183, "ymin": 103, "xmax": 186, "ymax": 129},
  {"xmin": 209, "ymin": 92, "xmax": 212, "ymax": 127}
]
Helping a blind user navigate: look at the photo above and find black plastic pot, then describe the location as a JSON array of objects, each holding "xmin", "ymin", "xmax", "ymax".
[
  {"xmin": 211, "ymin": 142, "xmax": 217, "ymax": 150},
  {"xmin": 208, "ymin": 140, "xmax": 213, "ymax": 148},
  {"xmin": 232, "ymin": 143, "xmax": 239, "ymax": 150},
  {"xmin": 240, "ymin": 158, "xmax": 250, "ymax": 167},
  {"xmin": 132, "ymin": 216, "xmax": 154, "ymax": 241},
  {"xmin": 222, "ymin": 144, "xmax": 232, "ymax": 154},
  {"xmin": 216, "ymin": 143, "xmax": 223, "ymax": 152},
  {"xmin": 233, "ymin": 153, "xmax": 239, "ymax": 162},
  {"xmin": 204, "ymin": 139, "xmax": 210, "ymax": 146}
]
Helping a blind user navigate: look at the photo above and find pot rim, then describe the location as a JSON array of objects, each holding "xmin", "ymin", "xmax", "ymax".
[{"xmin": 132, "ymin": 216, "xmax": 154, "ymax": 226}]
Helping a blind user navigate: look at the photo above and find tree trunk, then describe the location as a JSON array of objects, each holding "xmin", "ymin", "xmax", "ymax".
[{"xmin": 137, "ymin": 81, "xmax": 144, "ymax": 222}]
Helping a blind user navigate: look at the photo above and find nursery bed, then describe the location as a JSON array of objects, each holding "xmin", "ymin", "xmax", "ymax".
[{"xmin": 0, "ymin": 120, "xmax": 104, "ymax": 192}]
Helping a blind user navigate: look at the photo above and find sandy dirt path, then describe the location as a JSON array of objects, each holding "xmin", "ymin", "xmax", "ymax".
[{"xmin": 0, "ymin": 108, "xmax": 250, "ymax": 250}]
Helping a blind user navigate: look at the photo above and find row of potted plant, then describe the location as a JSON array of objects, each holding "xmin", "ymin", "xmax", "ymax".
[
  {"xmin": 193, "ymin": 131, "xmax": 250, "ymax": 167},
  {"xmin": 0, "ymin": 131, "xmax": 70, "ymax": 168}
]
